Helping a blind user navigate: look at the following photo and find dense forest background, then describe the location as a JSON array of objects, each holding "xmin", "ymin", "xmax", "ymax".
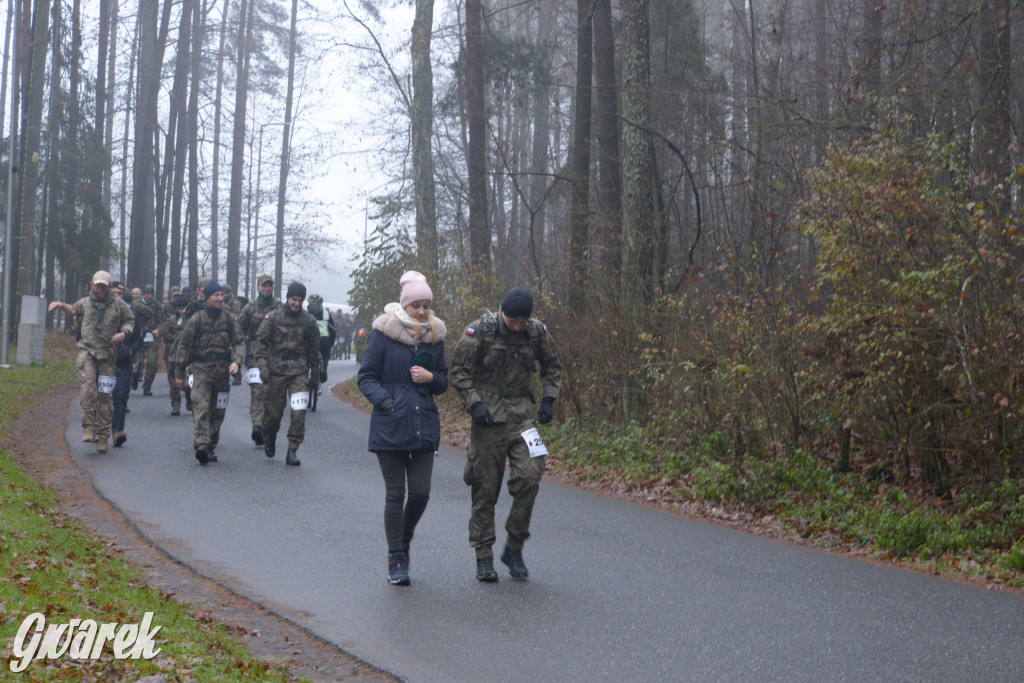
[{"xmin": 2, "ymin": 0, "xmax": 1023, "ymax": 570}]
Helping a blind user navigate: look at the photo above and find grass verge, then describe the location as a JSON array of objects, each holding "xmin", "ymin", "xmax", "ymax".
[{"xmin": 0, "ymin": 344, "xmax": 292, "ymax": 680}]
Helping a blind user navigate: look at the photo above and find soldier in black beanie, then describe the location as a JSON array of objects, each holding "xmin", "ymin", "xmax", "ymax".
[{"xmin": 449, "ymin": 285, "xmax": 563, "ymax": 582}]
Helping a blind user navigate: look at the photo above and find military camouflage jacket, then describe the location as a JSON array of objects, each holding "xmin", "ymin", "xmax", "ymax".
[
  {"xmin": 173, "ymin": 307, "xmax": 245, "ymax": 380},
  {"xmin": 252, "ymin": 306, "xmax": 322, "ymax": 376},
  {"xmin": 449, "ymin": 313, "xmax": 562, "ymax": 431},
  {"xmin": 131, "ymin": 298, "xmax": 160, "ymax": 336},
  {"xmin": 158, "ymin": 308, "xmax": 186, "ymax": 349},
  {"xmin": 224, "ymin": 294, "xmax": 243, "ymax": 317},
  {"xmin": 238, "ymin": 296, "xmax": 280, "ymax": 339},
  {"xmin": 71, "ymin": 294, "xmax": 136, "ymax": 362}
]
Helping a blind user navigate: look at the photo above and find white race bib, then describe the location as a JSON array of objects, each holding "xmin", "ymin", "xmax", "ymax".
[
  {"xmin": 188, "ymin": 374, "xmax": 194, "ymax": 388},
  {"xmin": 290, "ymin": 391, "xmax": 310, "ymax": 411},
  {"xmin": 521, "ymin": 428, "xmax": 548, "ymax": 458},
  {"xmin": 143, "ymin": 332, "xmax": 154, "ymax": 342},
  {"xmin": 97, "ymin": 375, "xmax": 116, "ymax": 394},
  {"xmin": 216, "ymin": 393, "xmax": 229, "ymax": 410},
  {"xmin": 245, "ymin": 367, "xmax": 263, "ymax": 384}
]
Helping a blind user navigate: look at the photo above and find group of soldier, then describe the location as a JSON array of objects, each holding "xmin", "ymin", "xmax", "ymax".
[{"xmin": 50, "ymin": 271, "xmax": 336, "ymax": 466}]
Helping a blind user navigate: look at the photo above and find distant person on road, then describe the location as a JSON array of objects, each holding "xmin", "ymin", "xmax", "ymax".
[
  {"xmin": 48, "ymin": 270, "xmax": 136, "ymax": 453},
  {"xmin": 109, "ymin": 281, "xmax": 144, "ymax": 447},
  {"xmin": 338, "ymin": 312, "xmax": 354, "ymax": 360},
  {"xmin": 252, "ymin": 282, "xmax": 321, "ymax": 467},
  {"xmin": 238, "ymin": 274, "xmax": 280, "ymax": 447},
  {"xmin": 305, "ymin": 294, "xmax": 336, "ymax": 389},
  {"xmin": 159, "ymin": 292, "xmax": 191, "ymax": 416},
  {"xmin": 174, "ymin": 281, "xmax": 245, "ymax": 465},
  {"xmin": 357, "ymin": 271, "xmax": 448, "ymax": 586},
  {"xmin": 449, "ymin": 286, "xmax": 562, "ymax": 582},
  {"xmin": 133, "ymin": 284, "xmax": 161, "ymax": 395}
]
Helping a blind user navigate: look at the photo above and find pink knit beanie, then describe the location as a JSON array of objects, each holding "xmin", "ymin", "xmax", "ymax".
[{"xmin": 400, "ymin": 271, "xmax": 433, "ymax": 307}]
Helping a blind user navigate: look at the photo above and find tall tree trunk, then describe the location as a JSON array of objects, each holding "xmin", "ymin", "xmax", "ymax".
[
  {"xmin": 569, "ymin": 0, "xmax": 593, "ymax": 310},
  {"xmin": 976, "ymin": 0, "xmax": 1012, "ymax": 213},
  {"xmin": 184, "ymin": 0, "xmax": 206, "ymax": 289},
  {"xmin": 166, "ymin": 0, "xmax": 194, "ymax": 297},
  {"xmin": 42, "ymin": 0, "xmax": 62, "ymax": 321},
  {"xmin": 274, "ymin": 0, "xmax": 298, "ymax": 290},
  {"xmin": 227, "ymin": 0, "xmax": 254, "ymax": 291},
  {"xmin": 209, "ymin": 0, "xmax": 229, "ymax": 283},
  {"xmin": 620, "ymin": 0, "xmax": 655, "ymax": 313},
  {"xmin": 411, "ymin": 0, "xmax": 437, "ymax": 271},
  {"xmin": 118, "ymin": 12, "xmax": 139, "ymax": 284},
  {"xmin": 465, "ymin": 0, "xmax": 489, "ymax": 271},
  {"xmin": 103, "ymin": 0, "xmax": 116, "ymax": 213},
  {"xmin": 12, "ymin": 0, "xmax": 50, "ymax": 303},
  {"xmin": 128, "ymin": 0, "xmax": 160, "ymax": 287},
  {"xmin": 593, "ymin": 0, "xmax": 620, "ymax": 282},
  {"xmin": 526, "ymin": 0, "xmax": 551, "ymax": 280}
]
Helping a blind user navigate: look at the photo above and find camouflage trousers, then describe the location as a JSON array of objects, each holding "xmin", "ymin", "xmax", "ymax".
[
  {"xmin": 463, "ymin": 422, "xmax": 545, "ymax": 559},
  {"xmin": 140, "ymin": 341, "xmax": 159, "ymax": 390},
  {"xmin": 76, "ymin": 350, "xmax": 116, "ymax": 440},
  {"xmin": 189, "ymin": 363, "xmax": 231, "ymax": 451},
  {"xmin": 165, "ymin": 356, "xmax": 181, "ymax": 411},
  {"xmin": 248, "ymin": 373, "xmax": 268, "ymax": 430},
  {"xmin": 263, "ymin": 372, "xmax": 309, "ymax": 450}
]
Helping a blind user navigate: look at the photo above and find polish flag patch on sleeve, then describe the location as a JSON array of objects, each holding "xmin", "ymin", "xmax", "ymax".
[{"xmin": 466, "ymin": 327, "xmax": 475, "ymax": 336}]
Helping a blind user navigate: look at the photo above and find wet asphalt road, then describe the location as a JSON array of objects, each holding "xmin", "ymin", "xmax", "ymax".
[{"xmin": 64, "ymin": 359, "xmax": 1024, "ymax": 682}]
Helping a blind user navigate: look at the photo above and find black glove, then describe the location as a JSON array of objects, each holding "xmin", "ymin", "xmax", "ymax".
[
  {"xmin": 470, "ymin": 401, "xmax": 494, "ymax": 427},
  {"xmin": 537, "ymin": 397, "xmax": 555, "ymax": 425}
]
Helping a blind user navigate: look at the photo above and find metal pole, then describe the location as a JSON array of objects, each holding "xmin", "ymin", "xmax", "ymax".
[{"xmin": 1, "ymin": 5, "xmax": 20, "ymax": 368}]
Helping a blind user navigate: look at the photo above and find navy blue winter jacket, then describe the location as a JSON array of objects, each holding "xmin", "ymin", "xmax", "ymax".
[{"xmin": 357, "ymin": 329, "xmax": 448, "ymax": 453}]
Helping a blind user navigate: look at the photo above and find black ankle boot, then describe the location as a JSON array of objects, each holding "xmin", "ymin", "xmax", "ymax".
[
  {"xmin": 501, "ymin": 545, "xmax": 529, "ymax": 580},
  {"xmin": 285, "ymin": 448, "xmax": 300, "ymax": 466},
  {"xmin": 475, "ymin": 556, "xmax": 498, "ymax": 582}
]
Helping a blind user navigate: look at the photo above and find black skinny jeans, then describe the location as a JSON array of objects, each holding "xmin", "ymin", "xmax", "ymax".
[{"xmin": 376, "ymin": 449, "xmax": 435, "ymax": 554}]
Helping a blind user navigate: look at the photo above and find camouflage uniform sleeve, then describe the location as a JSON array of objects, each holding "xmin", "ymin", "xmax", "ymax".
[
  {"xmin": 535, "ymin": 322, "xmax": 562, "ymax": 401},
  {"xmin": 237, "ymin": 304, "xmax": 252, "ymax": 338},
  {"xmin": 71, "ymin": 299, "xmax": 86, "ymax": 335},
  {"xmin": 251, "ymin": 314, "xmax": 271, "ymax": 365},
  {"xmin": 175, "ymin": 315, "xmax": 198, "ymax": 379},
  {"xmin": 119, "ymin": 300, "xmax": 136, "ymax": 334},
  {"xmin": 449, "ymin": 323, "xmax": 483, "ymax": 411},
  {"xmin": 229, "ymin": 315, "xmax": 246, "ymax": 366},
  {"xmin": 306, "ymin": 318, "xmax": 322, "ymax": 370}
]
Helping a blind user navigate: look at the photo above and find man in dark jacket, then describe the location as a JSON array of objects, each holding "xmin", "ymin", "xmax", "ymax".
[
  {"xmin": 237, "ymin": 274, "xmax": 279, "ymax": 445},
  {"xmin": 133, "ymin": 284, "xmax": 161, "ymax": 395},
  {"xmin": 110, "ymin": 282, "xmax": 144, "ymax": 447},
  {"xmin": 306, "ymin": 294, "xmax": 336, "ymax": 387},
  {"xmin": 252, "ymin": 282, "xmax": 321, "ymax": 466}
]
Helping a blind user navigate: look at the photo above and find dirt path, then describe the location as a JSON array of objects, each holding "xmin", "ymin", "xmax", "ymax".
[{"xmin": 9, "ymin": 386, "xmax": 392, "ymax": 682}]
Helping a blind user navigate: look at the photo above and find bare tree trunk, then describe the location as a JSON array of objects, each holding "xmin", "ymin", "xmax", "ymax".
[
  {"xmin": 227, "ymin": 0, "xmax": 254, "ymax": 291},
  {"xmin": 128, "ymin": 0, "xmax": 160, "ymax": 286},
  {"xmin": 569, "ymin": 0, "xmax": 593, "ymax": 310},
  {"xmin": 274, "ymin": 0, "xmax": 298, "ymax": 290},
  {"xmin": 185, "ymin": 0, "xmax": 207, "ymax": 289},
  {"xmin": 12, "ymin": 0, "xmax": 50, "ymax": 303},
  {"xmin": 166, "ymin": 0, "xmax": 194, "ymax": 296},
  {"xmin": 104, "ymin": 0, "xmax": 116, "ymax": 214},
  {"xmin": 620, "ymin": 0, "xmax": 656, "ymax": 313},
  {"xmin": 209, "ymin": 0, "xmax": 229, "ymax": 283},
  {"xmin": 42, "ymin": 0, "xmax": 62, "ymax": 320},
  {"xmin": 976, "ymin": 0, "xmax": 1012, "ymax": 213},
  {"xmin": 411, "ymin": 0, "xmax": 437, "ymax": 271},
  {"xmin": 118, "ymin": 12, "xmax": 139, "ymax": 284},
  {"xmin": 526, "ymin": 0, "xmax": 551, "ymax": 279},
  {"xmin": 593, "ymin": 0, "xmax": 620, "ymax": 283},
  {"xmin": 465, "ymin": 0, "xmax": 489, "ymax": 271}
]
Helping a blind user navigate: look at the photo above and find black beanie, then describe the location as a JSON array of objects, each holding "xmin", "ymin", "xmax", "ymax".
[
  {"xmin": 501, "ymin": 286, "xmax": 533, "ymax": 319},
  {"xmin": 286, "ymin": 282, "xmax": 306, "ymax": 300}
]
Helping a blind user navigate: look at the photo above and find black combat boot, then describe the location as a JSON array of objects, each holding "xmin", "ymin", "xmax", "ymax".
[
  {"xmin": 475, "ymin": 556, "xmax": 498, "ymax": 582},
  {"xmin": 285, "ymin": 448, "xmax": 301, "ymax": 466},
  {"xmin": 251, "ymin": 426, "xmax": 265, "ymax": 445},
  {"xmin": 500, "ymin": 545, "xmax": 529, "ymax": 580},
  {"xmin": 207, "ymin": 448, "xmax": 218, "ymax": 463},
  {"xmin": 264, "ymin": 440, "xmax": 276, "ymax": 458},
  {"xmin": 388, "ymin": 551, "xmax": 410, "ymax": 586},
  {"xmin": 195, "ymin": 447, "xmax": 209, "ymax": 465}
]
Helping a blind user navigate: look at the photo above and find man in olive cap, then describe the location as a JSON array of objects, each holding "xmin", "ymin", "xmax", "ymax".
[
  {"xmin": 48, "ymin": 271, "xmax": 136, "ymax": 453},
  {"xmin": 237, "ymin": 274, "xmax": 279, "ymax": 445},
  {"xmin": 449, "ymin": 286, "xmax": 563, "ymax": 581},
  {"xmin": 133, "ymin": 284, "xmax": 161, "ymax": 395}
]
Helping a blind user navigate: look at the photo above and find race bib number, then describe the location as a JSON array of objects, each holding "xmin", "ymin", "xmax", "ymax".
[
  {"xmin": 245, "ymin": 367, "xmax": 262, "ymax": 384},
  {"xmin": 290, "ymin": 391, "xmax": 310, "ymax": 411},
  {"xmin": 97, "ymin": 375, "xmax": 116, "ymax": 394},
  {"xmin": 216, "ymin": 393, "xmax": 229, "ymax": 410},
  {"xmin": 188, "ymin": 374, "xmax": 194, "ymax": 388},
  {"xmin": 143, "ymin": 332, "xmax": 155, "ymax": 342},
  {"xmin": 521, "ymin": 428, "xmax": 548, "ymax": 458}
]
